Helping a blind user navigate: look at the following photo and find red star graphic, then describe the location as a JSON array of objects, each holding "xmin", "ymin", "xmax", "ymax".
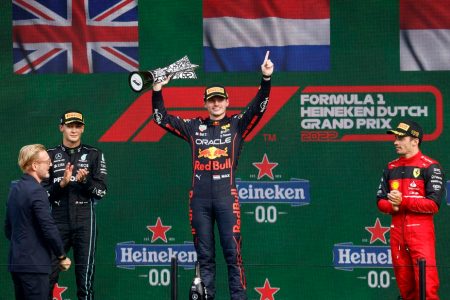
[
  {"xmin": 365, "ymin": 218, "xmax": 390, "ymax": 244},
  {"xmin": 255, "ymin": 278, "xmax": 280, "ymax": 300},
  {"xmin": 147, "ymin": 217, "xmax": 172, "ymax": 243},
  {"xmin": 52, "ymin": 283, "xmax": 68, "ymax": 300},
  {"xmin": 253, "ymin": 154, "xmax": 279, "ymax": 180}
]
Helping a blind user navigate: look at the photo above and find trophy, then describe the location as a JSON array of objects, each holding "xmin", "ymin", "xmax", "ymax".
[
  {"xmin": 128, "ymin": 55, "xmax": 199, "ymax": 92},
  {"xmin": 189, "ymin": 261, "xmax": 207, "ymax": 300}
]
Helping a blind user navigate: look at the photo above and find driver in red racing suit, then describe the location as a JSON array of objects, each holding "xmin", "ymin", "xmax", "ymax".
[
  {"xmin": 377, "ymin": 120, "xmax": 445, "ymax": 300},
  {"xmin": 151, "ymin": 52, "xmax": 273, "ymax": 300}
]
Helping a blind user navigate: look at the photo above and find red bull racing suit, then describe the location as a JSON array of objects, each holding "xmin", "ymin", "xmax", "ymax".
[
  {"xmin": 152, "ymin": 78, "xmax": 270, "ymax": 300},
  {"xmin": 43, "ymin": 144, "xmax": 107, "ymax": 300},
  {"xmin": 377, "ymin": 151, "xmax": 444, "ymax": 300}
]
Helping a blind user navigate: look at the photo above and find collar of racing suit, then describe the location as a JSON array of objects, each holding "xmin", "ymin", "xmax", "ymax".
[
  {"xmin": 203, "ymin": 116, "xmax": 230, "ymax": 126},
  {"xmin": 397, "ymin": 150, "xmax": 422, "ymax": 164},
  {"xmin": 60, "ymin": 143, "xmax": 82, "ymax": 155}
]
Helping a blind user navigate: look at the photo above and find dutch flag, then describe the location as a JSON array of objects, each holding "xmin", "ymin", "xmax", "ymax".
[{"xmin": 203, "ymin": 0, "xmax": 330, "ymax": 72}]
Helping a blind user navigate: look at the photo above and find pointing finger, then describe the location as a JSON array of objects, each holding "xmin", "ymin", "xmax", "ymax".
[{"xmin": 264, "ymin": 50, "xmax": 270, "ymax": 63}]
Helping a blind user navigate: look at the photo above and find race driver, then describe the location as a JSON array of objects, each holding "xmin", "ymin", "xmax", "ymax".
[
  {"xmin": 43, "ymin": 111, "xmax": 107, "ymax": 300},
  {"xmin": 376, "ymin": 120, "xmax": 444, "ymax": 300},
  {"xmin": 152, "ymin": 51, "xmax": 273, "ymax": 300}
]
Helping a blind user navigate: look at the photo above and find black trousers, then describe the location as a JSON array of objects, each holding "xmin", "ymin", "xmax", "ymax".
[
  {"xmin": 49, "ymin": 204, "xmax": 97, "ymax": 300},
  {"xmin": 189, "ymin": 191, "xmax": 247, "ymax": 300},
  {"xmin": 11, "ymin": 272, "xmax": 49, "ymax": 300}
]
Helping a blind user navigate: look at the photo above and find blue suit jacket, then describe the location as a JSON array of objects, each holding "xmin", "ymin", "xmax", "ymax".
[{"xmin": 4, "ymin": 174, "xmax": 64, "ymax": 273}]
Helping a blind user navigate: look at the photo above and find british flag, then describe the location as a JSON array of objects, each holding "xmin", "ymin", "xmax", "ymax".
[{"xmin": 12, "ymin": 0, "xmax": 139, "ymax": 74}]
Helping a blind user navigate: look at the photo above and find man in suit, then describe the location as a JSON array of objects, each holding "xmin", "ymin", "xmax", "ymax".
[{"xmin": 5, "ymin": 144, "xmax": 71, "ymax": 300}]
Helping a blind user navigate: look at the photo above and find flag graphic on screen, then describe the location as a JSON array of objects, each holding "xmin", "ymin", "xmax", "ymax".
[
  {"xmin": 12, "ymin": 0, "xmax": 138, "ymax": 74},
  {"xmin": 203, "ymin": 0, "xmax": 330, "ymax": 72},
  {"xmin": 400, "ymin": 0, "xmax": 450, "ymax": 71}
]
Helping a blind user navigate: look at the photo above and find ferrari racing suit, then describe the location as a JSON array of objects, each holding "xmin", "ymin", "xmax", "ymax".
[
  {"xmin": 377, "ymin": 151, "xmax": 444, "ymax": 300},
  {"xmin": 152, "ymin": 78, "xmax": 270, "ymax": 300},
  {"xmin": 43, "ymin": 144, "xmax": 107, "ymax": 300}
]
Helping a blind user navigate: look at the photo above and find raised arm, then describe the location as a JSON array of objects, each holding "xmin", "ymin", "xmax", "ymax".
[
  {"xmin": 238, "ymin": 51, "xmax": 274, "ymax": 137},
  {"xmin": 152, "ymin": 74, "xmax": 192, "ymax": 141}
]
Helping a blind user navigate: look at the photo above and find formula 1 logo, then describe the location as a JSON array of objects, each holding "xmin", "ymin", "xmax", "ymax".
[{"xmin": 99, "ymin": 87, "xmax": 298, "ymax": 142}]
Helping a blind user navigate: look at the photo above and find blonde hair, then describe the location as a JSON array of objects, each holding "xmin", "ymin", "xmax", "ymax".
[{"xmin": 18, "ymin": 144, "xmax": 46, "ymax": 172}]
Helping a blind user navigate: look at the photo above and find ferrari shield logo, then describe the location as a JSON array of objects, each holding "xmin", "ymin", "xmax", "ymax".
[{"xmin": 413, "ymin": 168, "xmax": 420, "ymax": 178}]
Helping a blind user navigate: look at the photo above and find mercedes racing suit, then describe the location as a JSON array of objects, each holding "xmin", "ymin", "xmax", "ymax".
[
  {"xmin": 152, "ymin": 78, "xmax": 270, "ymax": 300},
  {"xmin": 377, "ymin": 151, "xmax": 444, "ymax": 300},
  {"xmin": 43, "ymin": 144, "xmax": 107, "ymax": 300}
]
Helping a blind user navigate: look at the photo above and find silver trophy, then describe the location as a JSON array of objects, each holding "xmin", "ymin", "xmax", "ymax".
[{"xmin": 128, "ymin": 56, "xmax": 199, "ymax": 92}]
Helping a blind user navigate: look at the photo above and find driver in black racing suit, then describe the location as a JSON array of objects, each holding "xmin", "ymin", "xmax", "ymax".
[
  {"xmin": 43, "ymin": 111, "xmax": 107, "ymax": 300},
  {"xmin": 152, "ymin": 51, "xmax": 274, "ymax": 300}
]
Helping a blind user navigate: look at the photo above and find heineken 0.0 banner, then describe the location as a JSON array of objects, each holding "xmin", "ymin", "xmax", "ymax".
[{"xmin": 1, "ymin": 1, "xmax": 450, "ymax": 299}]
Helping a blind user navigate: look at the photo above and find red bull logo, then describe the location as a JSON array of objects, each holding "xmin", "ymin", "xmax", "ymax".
[
  {"xmin": 232, "ymin": 193, "xmax": 241, "ymax": 233},
  {"xmin": 198, "ymin": 147, "xmax": 228, "ymax": 160},
  {"xmin": 194, "ymin": 158, "xmax": 231, "ymax": 171}
]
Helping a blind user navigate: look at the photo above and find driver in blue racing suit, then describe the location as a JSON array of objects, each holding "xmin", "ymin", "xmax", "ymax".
[{"xmin": 151, "ymin": 51, "xmax": 274, "ymax": 300}]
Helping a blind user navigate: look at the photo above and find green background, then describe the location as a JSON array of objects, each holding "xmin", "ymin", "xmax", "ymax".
[{"xmin": 1, "ymin": 1, "xmax": 449, "ymax": 299}]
